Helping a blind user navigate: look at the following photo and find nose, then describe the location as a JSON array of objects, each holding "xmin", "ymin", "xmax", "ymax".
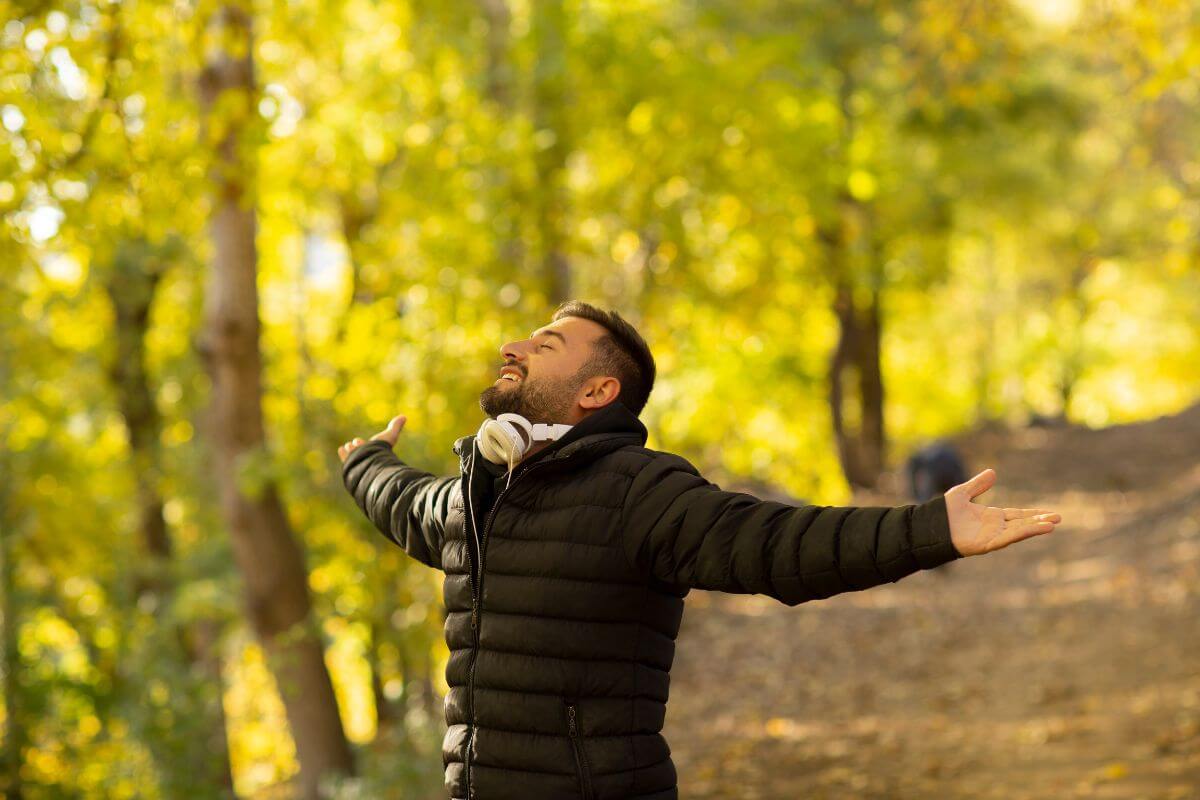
[{"xmin": 499, "ymin": 338, "xmax": 528, "ymax": 368}]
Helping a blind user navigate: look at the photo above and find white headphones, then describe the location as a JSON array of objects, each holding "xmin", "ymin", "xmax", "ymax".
[{"xmin": 475, "ymin": 413, "xmax": 573, "ymax": 488}]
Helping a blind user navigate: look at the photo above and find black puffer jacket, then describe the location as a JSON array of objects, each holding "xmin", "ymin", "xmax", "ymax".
[{"xmin": 342, "ymin": 401, "xmax": 961, "ymax": 800}]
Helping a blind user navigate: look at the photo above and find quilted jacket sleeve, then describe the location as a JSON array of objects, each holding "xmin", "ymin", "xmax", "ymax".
[
  {"xmin": 341, "ymin": 439, "xmax": 460, "ymax": 571},
  {"xmin": 620, "ymin": 451, "xmax": 962, "ymax": 605}
]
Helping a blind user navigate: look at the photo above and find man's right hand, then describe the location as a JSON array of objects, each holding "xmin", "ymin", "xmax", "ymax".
[{"xmin": 338, "ymin": 415, "xmax": 407, "ymax": 463}]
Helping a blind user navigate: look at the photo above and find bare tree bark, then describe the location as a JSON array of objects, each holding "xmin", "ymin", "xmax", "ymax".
[
  {"xmin": 829, "ymin": 274, "xmax": 868, "ymax": 488},
  {"xmin": 827, "ymin": 273, "xmax": 888, "ymax": 489},
  {"xmin": 104, "ymin": 243, "xmax": 236, "ymax": 794},
  {"xmin": 367, "ymin": 616, "xmax": 395, "ymax": 729},
  {"xmin": 821, "ymin": 64, "xmax": 889, "ymax": 490},
  {"xmin": 0, "ymin": 452, "xmax": 24, "ymax": 800},
  {"xmin": 198, "ymin": 4, "xmax": 354, "ymax": 797},
  {"xmin": 533, "ymin": 0, "xmax": 571, "ymax": 304},
  {"xmin": 478, "ymin": 0, "xmax": 524, "ymax": 276},
  {"xmin": 105, "ymin": 250, "xmax": 174, "ymax": 595},
  {"xmin": 1059, "ymin": 256, "xmax": 1097, "ymax": 416},
  {"xmin": 480, "ymin": 0, "xmax": 513, "ymax": 107},
  {"xmin": 856, "ymin": 259, "xmax": 886, "ymax": 481},
  {"xmin": 974, "ymin": 237, "xmax": 999, "ymax": 423}
]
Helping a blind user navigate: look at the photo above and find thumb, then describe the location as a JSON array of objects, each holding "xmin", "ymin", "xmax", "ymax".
[
  {"xmin": 960, "ymin": 467, "xmax": 996, "ymax": 501},
  {"xmin": 371, "ymin": 415, "xmax": 407, "ymax": 447}
]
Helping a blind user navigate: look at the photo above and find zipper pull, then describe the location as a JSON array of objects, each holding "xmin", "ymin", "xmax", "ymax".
[
  {"xmin": 471, "ymin": 603, "xmax": 478, "ymax": 630},
  {"xmin": 567, "ymin": 704, "xmax": 577, "ymax": 735}
]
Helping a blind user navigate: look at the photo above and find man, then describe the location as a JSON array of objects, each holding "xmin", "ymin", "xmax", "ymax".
[
  {"xmin": 905, "ymin": 439, "xmax": 971, "ymax": 575},
  {"xmin": 906, "ymin": 440, "xmax": 970, "ymax": 504},
  {"xmin": 339, "ymin": 300, "xmax": 1062, "ymax": 800}
]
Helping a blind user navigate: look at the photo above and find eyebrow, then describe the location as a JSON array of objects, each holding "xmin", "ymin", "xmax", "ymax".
[{"xmin": 530, "ymin": 329, "xmax": 567, "ymax": 346}]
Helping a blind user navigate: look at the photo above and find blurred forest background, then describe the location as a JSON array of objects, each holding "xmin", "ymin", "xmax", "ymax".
[{"xmin": 2, "ymin": 0, "xmax": 1198, "ymax": 797}]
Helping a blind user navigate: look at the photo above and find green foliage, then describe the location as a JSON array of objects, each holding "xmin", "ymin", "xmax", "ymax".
[{"xmin": 1, "ymin": 0, "xmax": 1197, "ymax": 795}]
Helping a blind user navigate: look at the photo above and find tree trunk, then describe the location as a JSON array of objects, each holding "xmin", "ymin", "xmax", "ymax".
[
  {"xmin": 480, "ymin": 0, "xmax": 513, "ymax": 107},
  {"xmin": 368, "ymin": 616, "xmax": 396, "ymax": 730},
  {"xmin": 1059, "ymin": 256, "xmax": 1096, "ymax": 418},
  {"xmin": 829, "ymin": 276, "xmax": 871, "ymax": 488},
  {"xmin": 533, "ymin": 0, "xmax": 571, "ymax": 304},
  {"xmin": 104, "ymin": 245, "xmax": 236, "ymax": 793},
  {"xmin": 828, "ymin": 277, "xmax": 887, "ymax": 489},
  {"xmin": 0, "ymin": 458, "xmax": 24, "ymax": 800},
  {"xmin": 190, "ymin": 618, "xmax": 237, "ymax": 792},
  {"xmin": 478, "ymin": 0, "xmax": 524, "ymax": 275},
  {"xmin": 198, "ymin": 4, "xmax": 354, "ymax": 797},
  {"xmin": 823, "ymin": 63, "xmax": 887, "ymax": 490},
  {"xmin": 855, "ymin": 267, "xmax": 886, "ymax": 481},
  {"xmin": 974, "ymin": 238, "xmax": 998, "ymax": 423}
]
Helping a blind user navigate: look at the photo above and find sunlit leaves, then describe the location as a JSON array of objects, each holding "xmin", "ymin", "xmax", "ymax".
[{"xmin": 3, "ymin": 0, "xmax": 1199, "ymax": 796}]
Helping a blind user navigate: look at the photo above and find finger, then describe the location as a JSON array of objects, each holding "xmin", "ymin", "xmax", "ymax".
[
  {"xmin": 963, "ymin": 468, "xmax": 996, "ymax": 500},
  {"xmin": 338, "ymin": 444, "xmax": 346, "ymax": 460},
  {"xmin": 1004, "ymin": 508, "xmax": 1062, "ymax": 523},
  {"xmin": 1002, "ymin": 518, "xmax": 1058, "ymax": 547},
  {"xmin": 373, "ymin": 415, "xmax": 408, "ymax": 446}
]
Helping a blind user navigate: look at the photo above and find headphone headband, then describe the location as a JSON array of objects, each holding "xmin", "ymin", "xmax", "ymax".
[{"xmin": 476, "ymin": 413, "xmax": 574, "ymax": 471}]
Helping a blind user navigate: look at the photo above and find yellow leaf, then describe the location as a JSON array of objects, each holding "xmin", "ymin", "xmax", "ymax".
[
  {"xmin": 1101, "ymin": 762, "xmax": 1129, "ymax": 780},
  {"xmin": 848, "ymin": 169, "xmax": 878, "ymax": 201},
  {"xmin": 765, "ymin": 717, "xmax": 792, "ymax": 738}
]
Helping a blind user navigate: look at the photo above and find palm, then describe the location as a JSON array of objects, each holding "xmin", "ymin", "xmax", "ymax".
[
  {"xmin": 944, "ymin": 468, "xmax": 1062, "ymax": 557},
  {"xmin": 338, "ymin": 415, "xmax": 407, "ymax": 463}
]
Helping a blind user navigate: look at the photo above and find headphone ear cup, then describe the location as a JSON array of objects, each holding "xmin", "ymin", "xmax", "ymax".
[
  {"xmin": 477, "ymin": 414, "xmax": 534, "ymax": 465},
  {"xmin": 476, "ymin": 419, "xmax": 511, "ymax": 464},
  {"xmin": 497, "ymin": 414, "xmax": 534, "ymax": 452}
]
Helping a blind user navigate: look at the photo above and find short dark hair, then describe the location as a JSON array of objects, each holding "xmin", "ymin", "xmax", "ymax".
[{"xmin": 551, "ymin": 300, "xmax": 656, "ymax": 417}]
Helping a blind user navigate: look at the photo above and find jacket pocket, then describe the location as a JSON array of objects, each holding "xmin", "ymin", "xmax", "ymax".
[{"xmin": 564, "ymin": 699, "xmax": 596, "ymax": 800}]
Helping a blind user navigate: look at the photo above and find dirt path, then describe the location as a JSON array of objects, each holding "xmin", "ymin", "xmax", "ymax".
[{"xmin": 664, "ymin": 403, "xmax": 1200, "ymax": 799}]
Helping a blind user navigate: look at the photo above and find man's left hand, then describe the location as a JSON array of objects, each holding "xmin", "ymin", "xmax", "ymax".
[{"xmin": 945, "ymin": 468, "xmax": 1062, "ymax": 557}]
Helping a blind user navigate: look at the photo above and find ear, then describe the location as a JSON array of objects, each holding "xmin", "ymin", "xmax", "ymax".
[{"xmin": 580, "ymin": 376, "xmax": 621, "ymax": 409}]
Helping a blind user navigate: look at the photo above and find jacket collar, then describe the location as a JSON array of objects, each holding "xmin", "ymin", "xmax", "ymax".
[{"xmin": 453, "ymin": 400, "xmax": 648, "ymax": 473}]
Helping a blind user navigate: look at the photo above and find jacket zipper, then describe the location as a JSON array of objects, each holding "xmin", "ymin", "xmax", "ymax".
[
  {"xmin": 565, "ymin": 701, "xmax": 595, "ymax": 800},
  {"xmin": 462, "ymin": 449, "xmax": 562, "ymax": 800}
]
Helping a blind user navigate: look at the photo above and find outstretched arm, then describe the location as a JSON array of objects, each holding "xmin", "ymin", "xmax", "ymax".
[
  {"xmin": 339, "ymin": 415, "xmax": 459, "ymax": 571},
  {"xmin": 620, "ymin": 452, "xmax": 1061, "ymax": 604}
]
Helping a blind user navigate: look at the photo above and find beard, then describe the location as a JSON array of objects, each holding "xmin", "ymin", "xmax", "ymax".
[{"xmin": 479, "ymin": 371, "xmax": 580, "ymax": 424}]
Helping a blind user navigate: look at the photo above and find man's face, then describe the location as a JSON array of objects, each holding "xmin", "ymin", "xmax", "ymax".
[{"xmin": 478, "ymin": 316, "xmax": 619, "ymax": 425}]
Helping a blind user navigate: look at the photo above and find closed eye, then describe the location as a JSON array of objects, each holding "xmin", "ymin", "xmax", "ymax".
[{"xmin": 540, "ymin": 344, "xmax": 552, "ymax": 350}]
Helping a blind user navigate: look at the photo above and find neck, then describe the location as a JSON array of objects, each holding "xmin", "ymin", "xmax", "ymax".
[
  {"xmin": 494, "ymin": 434, "xmax": 554, "ymax": 473},
  {"xmin": 522, "ymin": 439, "xmax": 554, "ymax": 462}
]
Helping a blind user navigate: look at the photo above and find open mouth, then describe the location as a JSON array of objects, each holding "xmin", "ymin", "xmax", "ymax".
[{"xmin": 498, "ymin": 372, "xmax": 523, "ymax": 384}]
